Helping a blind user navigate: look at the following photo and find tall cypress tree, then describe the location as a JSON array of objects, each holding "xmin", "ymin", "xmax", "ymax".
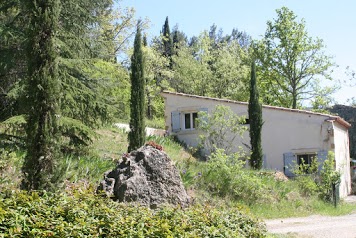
[
  {"xmin": 248, "ymin": 61, "xmax": 263, "ymax": 170},
  {"xmin": 162, "ymin": 16, "xmax": 173, "ymax": 64},
  {"xmin": 21, "ymin": 0, "xmax": 62, "ymax": 190},
  {"xmin": 128, "ymin": 21, "xmax": 145, "ymax": 152}
]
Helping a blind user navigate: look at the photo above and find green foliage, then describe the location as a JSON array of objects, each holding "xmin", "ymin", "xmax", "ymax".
[
  {"xmin": 197, "ymin": 105, "xmax": 247, "ymax": 155},
  {"xmin": 198, "ymin": 149, "xmax": 269, "ymax": 204},
  {"xmin": 59, "ymin": 59, "xmax": 115, "ymax": 127},
  {"xmin": 293, "ymin": 157, "xmax": 319, "ymax": 176},
  {"xmin": 248, "ymin": 61, "xmax": 263, "ymax": 170},
  {"xmin": 0, "ymin": 115, "xmax": 97, "ymax": 155},
  {"xmin": 171, "ymin": 41, "xmax": 212, "ymax": 95},
  {"xmin": 143, "ymin": 43, "xmax": 172, "ymax": 119},
  {"xmin": 0, "ymin": 0, "xmax": 132, "ymax": 141},
  {"xmin": 145, "ymin": 117, "xmax": 165, "ymax": 129},
  {"xmin": 294, "ymin": 176, "xmax": 319, "ymax": 197},
  {"xmin": 292, "ymin": 151, "xmax": 341, "ymax": 202},
  {"xmin": 62, "ymin": 155, "xmax": 115, "ymax": 183},
  {"xmin": 254, "ymin": 7, "xmax": 335, "ymax": 109},
  {"xmin": 21, "ymin": 0, "xmax": 62, "ymax": 191},
  {"xmin": 319, "ymin": 152, "xmax": 341, "ymax": 202},
  {"xmin": 161, "ymin": 16, "xmax": 173, "ymax": 60},
  {"xmin": 0, "ymin": 149, "xmax": 25, "ymax": 191},
  {"xmin": 291, "ymin": 157, "xmax": 320, "ymax": 197},
  {"xmin": 171, "ymin": 29, "xmax": 250, "ymax": 100},
  {"xmin": 0, "ymin": 188, "xmax": 267, "ymax": 237},
  {"xmin": 59, "ymin": 117, "xmax": 97, "ymax": 154},
  {"xmin": 128, "ymin": 22, "xmax": 146, "ymax": 152},
  {"xmin": 0, "ymin": 115, "xmax": 26, "ymax": 137}
]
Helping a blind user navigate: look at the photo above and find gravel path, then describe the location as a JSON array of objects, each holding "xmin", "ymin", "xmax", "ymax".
[{"xmin": 266, "ymin": 210, "xmax": 356, "ymax": 238}]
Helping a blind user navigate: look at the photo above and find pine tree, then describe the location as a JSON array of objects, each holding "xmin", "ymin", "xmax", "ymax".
[
  {"xmin": 248, "ymin": 61, "xmax": 263, "ymax": 170},
  {"xmin": 128, "ymin": 22, "xmax": 145, "ymax": 152},
  {"xmin": 0, "ymin": 1, "xmax": 132, "ymax": 149},
  {"xmin": 21, "ymin": 0, "xmax": 62, "ymax": 190}
]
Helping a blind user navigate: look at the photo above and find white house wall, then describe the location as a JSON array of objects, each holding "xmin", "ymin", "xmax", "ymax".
[
  {"xmin": 260, "ymin": 107, "xmax": 331, "ymax": 171},
  {"xmin": 164, "ymin": 93, "xmax": 249, "ymax": 151},
  {"xmin": 162, "ymin": 92, "xmax": 351, "ymax": 197},
  {"xmin": 333, "ymin": 122, "xmax": 352, "ymax": 197}
]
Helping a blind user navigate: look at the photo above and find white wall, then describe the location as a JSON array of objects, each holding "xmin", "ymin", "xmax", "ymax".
[
  {"xmin": 163, "ymin": 92, "xmax": 351, "ymax": 197},
  {"xmin": 333, "ymin": 122, "xmax": 352, "ymax": 197}
]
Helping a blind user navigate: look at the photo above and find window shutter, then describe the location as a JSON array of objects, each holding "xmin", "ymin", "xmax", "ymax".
[
  {"xmin": 284, "ymin": 152, "xmax": 296, "ymax": 177},
  {"xmin": 263, "ymin": 154, "xmax": 267, "ymax": 168},
  {"xmin": 171, "ymin": 111, "xmax": 181, "ymax": 132},
  {"xmin": 317, "ymin": 150, "xmax": 328, "ymax": 173}
]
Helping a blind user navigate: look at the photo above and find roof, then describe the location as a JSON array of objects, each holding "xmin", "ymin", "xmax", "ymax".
[{"xmin": 161, "ymin": 91, "xmax": 351, "ymax": 129}]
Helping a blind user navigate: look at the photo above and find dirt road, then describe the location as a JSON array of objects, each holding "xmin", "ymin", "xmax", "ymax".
[{"xmin": 266, "ymin": 212, "xmax": 356, "ymax": 238}]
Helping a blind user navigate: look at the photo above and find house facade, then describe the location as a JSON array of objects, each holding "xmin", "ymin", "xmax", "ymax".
[{"xmin": 162, "ymin": 91, "xmax": 352, "ymax": 198}]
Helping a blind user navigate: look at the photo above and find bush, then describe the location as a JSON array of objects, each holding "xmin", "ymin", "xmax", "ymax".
[
  {"xmin": 319, "ymin": 152, "xmax": 340, "ymax": 202},
  {"xmin": 294, "ymin": 176, "xmax": 319, "ymax": 197},
  {"xmin": 197, "ymin": 149, "xmax": 269, "ymax": 204},
  {"xmin": 292, "ymin": 151, "xmax": 341, "ymax": 202},
  {"xmin": 0, "ymin": 187, "xmax": 267, "ymax": 237}
]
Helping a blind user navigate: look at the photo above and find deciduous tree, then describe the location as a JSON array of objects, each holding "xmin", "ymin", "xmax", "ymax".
[{"xmin": 255, "ymin": 7, "xmax": 334, "ymax": 109}]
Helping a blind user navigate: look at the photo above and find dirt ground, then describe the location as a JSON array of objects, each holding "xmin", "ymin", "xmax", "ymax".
[{"xmin": 266, "ymin": 197, "xmax": 356, "ymax": 238}]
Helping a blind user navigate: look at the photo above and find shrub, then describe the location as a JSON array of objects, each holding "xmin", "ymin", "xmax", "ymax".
[
  {"xmin": 292, "ymin": 151, "xmax": 341, "ymax": 202},
  {"xmin": 295, "ymin": 176, "xmax": 319, "ymax": 197},
  {"xmin": 197, "ymin": 105, "xmax": 247, "ymax": 155},
  {"xmin": 198, "ymin": 149, "xmax": 269, "ymax": 204},
  {"xmin": 0, "ymin": 187, "xmax": 267, "ymax": 237},
  {"xmin": 319, "ymin": 152, "xmax": 340, "ymax": 202}
]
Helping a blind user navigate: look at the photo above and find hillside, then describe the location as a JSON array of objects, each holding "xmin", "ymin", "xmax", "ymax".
[{"xmin": 1, "ymin": 125, "xmax": 356, "ymax": 237}]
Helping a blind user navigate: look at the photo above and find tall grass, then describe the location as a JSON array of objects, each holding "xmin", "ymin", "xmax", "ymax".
[{"xmin": 62, "ymin": 155, "xmax": 115, "ymax": 183}]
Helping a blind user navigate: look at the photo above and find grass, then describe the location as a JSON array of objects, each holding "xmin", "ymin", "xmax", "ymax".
[
  {"xmin": 1, "ymin": 124, "xmax": 356, "ymax": 221},
  {"xmin": 92, "ymin": 126, "xmax": 128, "ymax": 161},
  {"xmin": 249, "ymin": 198, "xmax": 356, "ymax": 219},
  {"xmin": 93, "ymin": 126, "xmax": 356, "ymax": 219}
]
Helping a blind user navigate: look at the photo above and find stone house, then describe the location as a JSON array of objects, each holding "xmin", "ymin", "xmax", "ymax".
[{"xmin": 161, "ymin": 91, "xmax": 352, "ymax": 198}]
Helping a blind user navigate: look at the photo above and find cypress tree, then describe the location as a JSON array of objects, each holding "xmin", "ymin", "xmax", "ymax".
[
  {"xmin": 21, "ymin": 0, "xmax": 62, "ymax": 190},
  {"xmin": 162, "ymin": 16, "xmax": 173, "ymax": 67},
  {"xmin": 128, "ymin": 21, "xmax": 145, "ymax": 152},
  {"xmin": 248, "ymin": 61, "xmax": 263, "ymax": 170}
]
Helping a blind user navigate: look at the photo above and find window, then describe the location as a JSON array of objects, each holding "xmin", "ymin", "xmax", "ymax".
[
  {"xmin": 184, "ymin": 112, "xmax": 198, "ymax": 130},
  {"xmin": 297, "ymin": 153, "xmax": 317, "ymax": 173},
  {"xmin": 171, "ymin": 108, "xmax": 207, "ymax": 132}
]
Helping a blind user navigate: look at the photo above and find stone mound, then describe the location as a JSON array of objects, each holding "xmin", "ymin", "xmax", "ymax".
[{"xmin": 97, "ymin": 145, "xmax": 189, "ymax": 208}]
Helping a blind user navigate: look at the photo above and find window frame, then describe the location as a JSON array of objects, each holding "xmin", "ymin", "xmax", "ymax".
[
  {"xmin": 183, "ymin": 112, "xmax": 198, "ymax": 130},
  {"xmin": 296, "ymin": 153, "xmax": 317, "ymax": 173}
]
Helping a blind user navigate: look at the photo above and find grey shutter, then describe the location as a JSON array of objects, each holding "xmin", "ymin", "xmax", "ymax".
[
  {"xmin": 317, "ymin": 150, "xmax": 328, "ymax": 173},
  {"xmin": 171, "ymin": 111, "xmax": 181, "ymax": 132},
  {"xmin": 263, "ymin": 154, "xmax": 267, "ymax": 168},
  {"xmin": 284, "ymin": 152, "xmax": 296, "ymax": 177}
]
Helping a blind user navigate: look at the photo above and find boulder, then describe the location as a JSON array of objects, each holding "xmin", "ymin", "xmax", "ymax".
[{"xmin": 97, "ymin": 145, "xmax": 189, "ymax": 208}]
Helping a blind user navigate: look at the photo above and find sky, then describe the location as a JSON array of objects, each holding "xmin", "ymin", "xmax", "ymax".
[{"xmin": 121, "ymin": 0, "xmax": 356, "ymax": 104}]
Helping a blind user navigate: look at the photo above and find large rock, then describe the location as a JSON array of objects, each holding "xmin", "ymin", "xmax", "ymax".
[{"xmin": 97, "ymin": 145, "xmax": 189, "ymax": 208}]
